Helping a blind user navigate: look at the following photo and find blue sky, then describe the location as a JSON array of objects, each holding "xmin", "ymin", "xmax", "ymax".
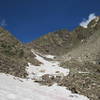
[{"xmin": 0, "ymin": 0, "xmax": 100, "ymax": 43}]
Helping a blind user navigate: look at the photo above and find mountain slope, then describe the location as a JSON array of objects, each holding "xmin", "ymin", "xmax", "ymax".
[
  {"xmin": 27, "ymin": 29, "xmax": 74, "ymax": 55},
  {"xmin": 0, "ymin": 27, "xmax": 41, "ymax": 78},
  {"xmin": 27, "ymin": 17, "xmax": 100, "ymax": 56},
  {"xmin": 0, "ymin": 16, "xmax": 100, "ymax": 100},
  {"xmin": 59, "ymin": 17, "xmax": 100, "ymax": 100},
  {"xmin": 0, "ymin": 73, "xmax": 89, "ymax": 100},
  {"xmin": 26, "ymin": 16, "xmax": 100, "ymax": 100}
]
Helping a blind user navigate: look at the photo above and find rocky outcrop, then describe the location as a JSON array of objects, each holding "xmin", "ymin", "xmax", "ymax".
[{"xmin": 27, "ymin": 29, "xmax": 74, "ymax": 55}]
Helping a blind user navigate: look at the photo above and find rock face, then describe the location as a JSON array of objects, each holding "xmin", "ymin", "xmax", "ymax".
[{"xmin": 27, "ymin": 29, "xmax": 73, "ymax": 55}]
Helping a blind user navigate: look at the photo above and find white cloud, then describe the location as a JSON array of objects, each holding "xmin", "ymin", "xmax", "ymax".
[
  {"xmin": 80, "ymin": 13, "xmax": 96, "ymax": 28},
  {"xmin": 0, "ymin": 19, "xmax": 7, "ymax": 27}
]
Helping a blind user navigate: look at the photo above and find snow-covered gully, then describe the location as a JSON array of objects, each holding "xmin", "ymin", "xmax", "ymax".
[{"xmin": 0, "ymin": 50, "xmax": 89, "ymax": 100}]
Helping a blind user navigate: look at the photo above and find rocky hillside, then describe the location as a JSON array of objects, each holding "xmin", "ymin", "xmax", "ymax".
[
  {"xmin": 0, "ymin": 27, "xmax": 40, "ymax": 78},
  {"xmin": 27, "ymin": 17, "xmax": 100, "ymax": 56},
  {"xmin": 59, "ymin": 17, "xmax": 100, "ymax": 100},
  {"xmin": 63, "ymin": 16, "xmax": 100, "ymax": 61},
  {"xmin": 27, "ymin": 16, "xmax": 100, "ymax": 100},
  {"xmin": 27, "ymin": 29, "xmax": 73, "ymax": 55}
]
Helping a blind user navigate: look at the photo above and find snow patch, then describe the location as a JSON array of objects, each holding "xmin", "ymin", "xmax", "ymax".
[
  {"xmin": 7, "ymin": 93, "xmax": 16, "ymax": 99},
  {"xmin": 80, "ymin": 13, "xmax": 96, "ymax": 28},
  {"xmin": 78, "ymin": 71, "xmax": 89, "ymax": 74},
  {"xmin": 26, "ymin": 50, "xmax": 69, "ymax": 80},
  {"xmin": 0, "ymin": 73, "xmax": 89, "ymax": 100},
  {"xmin": 44, "ymin": 55, "xmax": 55, "ymax": 59}
]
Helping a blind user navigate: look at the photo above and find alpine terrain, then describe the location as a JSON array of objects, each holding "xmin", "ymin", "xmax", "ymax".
[{"xmin": 0, "ymin": 16, "xmax": 100, "ymax": 100}]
